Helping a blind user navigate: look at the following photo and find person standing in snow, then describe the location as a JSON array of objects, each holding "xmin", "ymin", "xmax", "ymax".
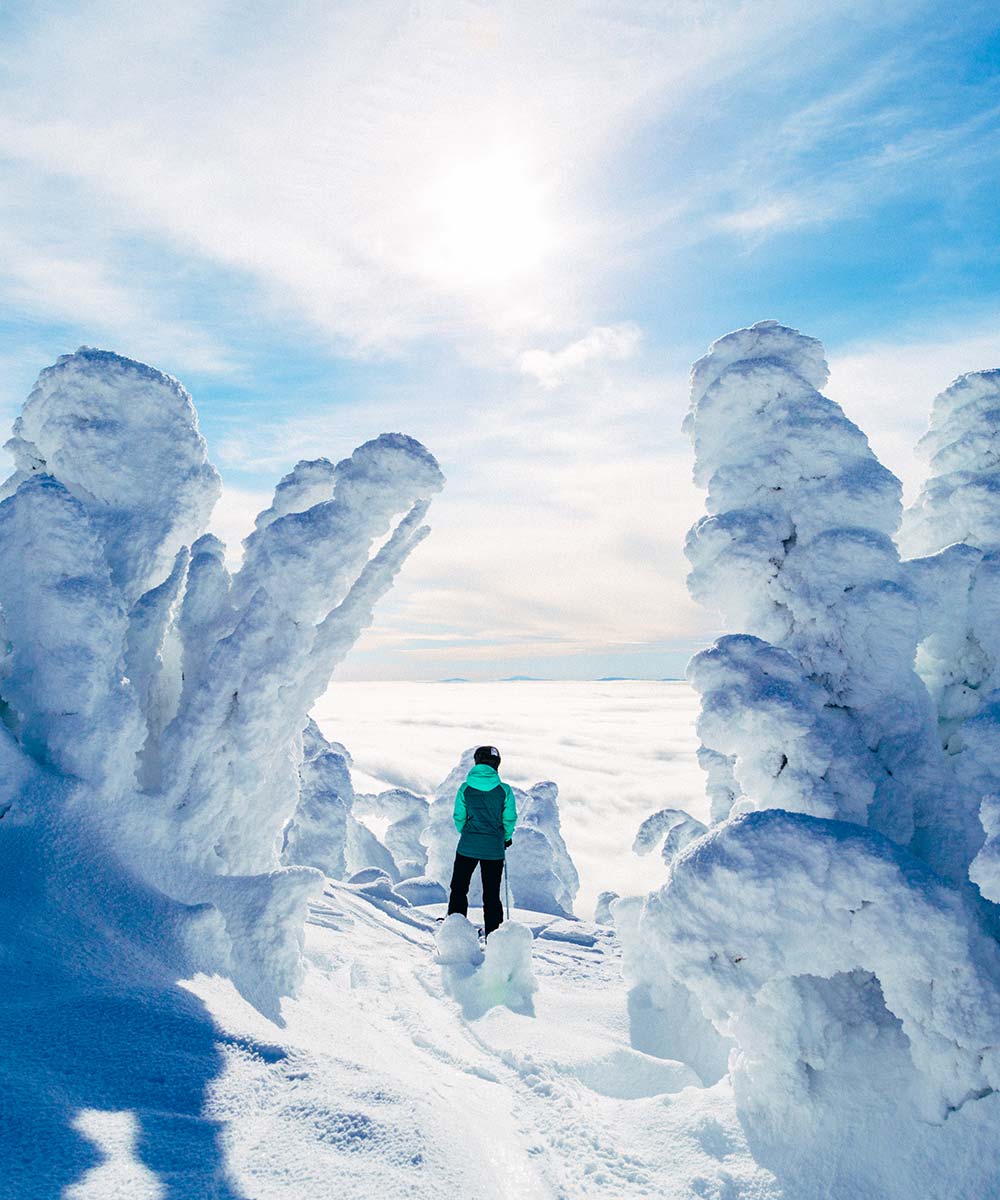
[{"xmin": 448, "ymin": 745, "xmax": 517, "ymax": 936}]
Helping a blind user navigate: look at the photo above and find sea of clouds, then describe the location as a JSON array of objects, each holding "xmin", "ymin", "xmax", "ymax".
[{"xmin": 312, "ymin": 679, "xmax": 703, "ymax": 916}]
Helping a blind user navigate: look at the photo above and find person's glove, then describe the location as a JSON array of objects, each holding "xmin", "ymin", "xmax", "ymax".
[{"xmin": 504, "ymin": 839, "xmax": 512, "ymax": 848}]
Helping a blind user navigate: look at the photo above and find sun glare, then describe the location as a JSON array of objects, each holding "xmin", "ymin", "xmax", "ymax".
[{"xmin": 421, "ymin": 148, "xmax": 550, "ymax": 289}]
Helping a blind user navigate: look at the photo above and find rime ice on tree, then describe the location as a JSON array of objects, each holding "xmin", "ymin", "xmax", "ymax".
[
  {"xmin": 0, "ymin": 348, "xmax": 442, "ymax": 1014},
  {"xmin": 682, "ymin": 320, "xmax": 969, "ymax": 876},
  {"xmin": 621, "ymin": 323, "xmax": 1000, "ymax": 1199},
  {"xmin": 900, "ymin": 371, "xmax": 1000, "ymax": 899}
]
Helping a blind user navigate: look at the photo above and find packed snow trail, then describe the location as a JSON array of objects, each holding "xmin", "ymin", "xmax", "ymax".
[{"xmin": 178, "ymin": 883, "xmax": 780, "ymax": 1200}]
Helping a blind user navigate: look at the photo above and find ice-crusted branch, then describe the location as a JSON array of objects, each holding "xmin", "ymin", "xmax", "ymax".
[
  {"xmin": 633, "ymin": 807, "xmax": 707, "ymax": 865},
  {"xmin": 253, "ymin": 457, "xmax": 339, "ymax": 533},
  {"xmin": 158, "ymin": 439, "xmax": 441, "ymax": 883},
  {"xmin": 302, "ymin": 499, "xmax": 432, "ymax": 702}
]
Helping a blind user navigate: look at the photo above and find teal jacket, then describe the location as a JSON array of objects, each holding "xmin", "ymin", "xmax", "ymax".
[{"xmin": 454, "ymin": 764, "xmax": 517, "ymax": 861}]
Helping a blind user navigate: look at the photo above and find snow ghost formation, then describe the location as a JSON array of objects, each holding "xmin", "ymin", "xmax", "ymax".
[
  {"xmin": 280, "ymin": 719, "xmax": 355, "ymax": 882},
  {"xmin": 353, "ymin": 786, "xmax": 430, "ymax": 881},
  {"xmin": 593, "ymin": 890, "xmax": 619, "ymax": 925},
  {"xmin": 279, "ymin": 717, "xmax": 423, "ymax": 886},
  {"xmin": 899, "ymin": 369, "xmax": 1000, "ymax": 904},
  {"xmin": 0, "ymin": 348, "xmax": 443, "ymax": 1015},
  {"xmin": 621, "ymin": 322, "xmax": 1000, "ymax": 1198},
  {"xmin": 682, "ymin": 321, "xmax": 968, "ymax": 875},
  {"xmin": 506, "ymin": 779, "xmax": 579, "ymax": 916},
  {"xmin": 283, "ymin": 742, "xmax": 579, "ymax": 917}
]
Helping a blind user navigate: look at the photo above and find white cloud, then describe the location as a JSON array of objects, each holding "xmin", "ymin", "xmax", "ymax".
[
  {"xmin": 0, "ymin": 0, "xmax": 889, "ymax": 355},
  {"xmin": 312, "ymin": 679, "xmax": 706, "ymax": 913},
  {"xmin": 713, "ymin": 198, "xmax": 811, "ymax": 236},
  {"xmin": 202, "ymin": 354, "xmax": 711, "ymax": 675},
  {"xmin": 694, "ymin": 38, "xmax": 1000, "ymax": 248},
  {"xmin": 518, "ymin": 323, "xmax": 641, "ymax": 388},
  {"xmin": 0, "ymin": 232, "xmax": 235, "ymax": 376}
]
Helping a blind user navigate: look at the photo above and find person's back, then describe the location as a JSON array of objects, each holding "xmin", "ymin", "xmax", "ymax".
[{"xmin": 448, "ymin": 745, "xmax": 517, "ymax": 935}]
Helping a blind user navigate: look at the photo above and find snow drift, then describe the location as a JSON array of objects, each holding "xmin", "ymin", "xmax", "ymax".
[
  {"xmin": 435, "ymin": 914, "xmax": 537, "ymax": 1019},
  {"xmin": 0, "ymin": 348, "xmax": 442, "ymax": 1016},
  {"xmin": 621, "ymin": 322, "xmax": 1000, "ymax": 1199}
]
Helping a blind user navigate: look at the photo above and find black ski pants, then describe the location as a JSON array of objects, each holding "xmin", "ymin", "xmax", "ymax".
[{"xmin": 448, "ymin": 853, "xmax": 505, "ymax": 935}]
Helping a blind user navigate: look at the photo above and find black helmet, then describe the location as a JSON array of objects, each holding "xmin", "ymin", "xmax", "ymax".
[{"xmin": 473, "ymin": 745, "xmax": 501, "ymax": 768}]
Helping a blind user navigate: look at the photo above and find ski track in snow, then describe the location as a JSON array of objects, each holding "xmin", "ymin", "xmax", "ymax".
[{"xmin": 177, "ymin": 885, "xmax": 780, "ymax": 1200}]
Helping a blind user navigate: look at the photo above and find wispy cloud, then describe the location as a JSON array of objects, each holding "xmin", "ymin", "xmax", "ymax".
[
  {"xmin": 0, "ymin": 0, "xmax": 928, "ymax": 358},
  {"xmin": 0, "ymin": 168, "xmax": 238, "ymax": 374},
  {"xmin": 699, "ymin": 37, "xmax": 1000, "ymax": 245},
  {"xmin": 0, "ymin": 234, "xmax": 236, "ymax": 375},
  {"xmin": 3, "ymin": 0, "xmax": 999, "ymax": 683},
  {"xmin": 712, "ymin": 199, "xmax": 813, "ymax": 237},
  {"xmin": 519, "ymin": 324, "xmax": 641, "ymax": 389}
]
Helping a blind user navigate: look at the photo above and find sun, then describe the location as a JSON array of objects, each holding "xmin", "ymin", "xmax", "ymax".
[{"xmin": 420, "ymin": 148, "xmax": 550, "ymax": 289}]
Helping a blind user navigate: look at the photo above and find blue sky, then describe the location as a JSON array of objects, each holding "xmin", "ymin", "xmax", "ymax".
[{"xmin": 1, "ymin": 1, "xmax": 999, "ymax": 679}]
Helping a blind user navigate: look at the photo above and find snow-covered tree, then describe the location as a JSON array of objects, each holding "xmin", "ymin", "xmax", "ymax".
[
  {"xmin": 593, "ymin": 890, "xmax": 619, "ymax": 925},
  {"xmin": 901, "ymin": 369, "xmax": 1000, "ymax": 559},
  {"xmin": 901, "ymin": 371, "xmax": 1000, "ymax": 730},
  {"xmin": 280, "ymin": 719, "xmax": 355, "ymax": 880},
  {"xmin": 510, "ymin": 780, "xmax": 579, "ymax": 916},
  {"xmin": 620, "ymin": 324, "xmax": 1000, "ymax": 1197},
  {"xmin": 0, "ymin": 348, "xmax": 443, "ymax": 1014},
  {"xmin": 898, "ymin": 372, "xmax": 1000, "ymax": 900},
  {"xmin": 683, "ymin": 320, "xmax": 970, "ymax": 879},
  {"xmin": 630, "ymin": 810, "xmax": 1000, "ymax": 1195}
]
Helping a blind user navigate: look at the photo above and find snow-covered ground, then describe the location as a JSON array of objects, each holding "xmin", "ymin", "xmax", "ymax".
[
  {"xmin": 312, "ymin": 679, "xmax": 703, "ymax": 915},
  {"xmin": 31, "ymin": 881, "xmax": 774, "ymax": 1200}
]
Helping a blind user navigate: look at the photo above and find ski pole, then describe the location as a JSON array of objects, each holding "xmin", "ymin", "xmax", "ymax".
[{"xmin": 503, "ymin": 849, "xmax": 511, "ymax": 921}]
